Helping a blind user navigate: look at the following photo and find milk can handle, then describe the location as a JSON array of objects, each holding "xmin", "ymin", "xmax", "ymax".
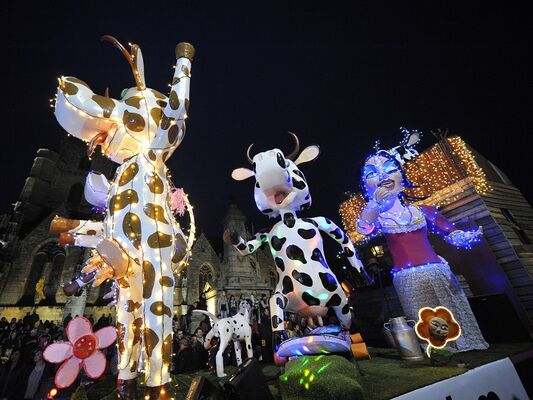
[{"xmin": 384, "ymin": 322, "xmax": 391, "ymax": 330}]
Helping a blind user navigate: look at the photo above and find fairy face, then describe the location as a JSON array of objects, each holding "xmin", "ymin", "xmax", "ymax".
[
  {"xmin": 362, "ymin": 155, "xmax": 404, "ymax": 200},
  {"xmin": 429, "ymin": 317, "xmax": 449, "ymax": 340}
]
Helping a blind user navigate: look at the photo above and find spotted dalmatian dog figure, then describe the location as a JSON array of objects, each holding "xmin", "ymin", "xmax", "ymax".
[
  {"xmin": 224, "ymin": 133, "xmax": 366, "ymax": 344},
  {"xmin": 194, "ymin": 300, "xmax": 253, "ymax": 377}
]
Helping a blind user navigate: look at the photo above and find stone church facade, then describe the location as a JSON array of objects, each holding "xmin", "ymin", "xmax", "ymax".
[{"xmin": 0, "ymin": 137, "xmax": 276, "ymax": 322}]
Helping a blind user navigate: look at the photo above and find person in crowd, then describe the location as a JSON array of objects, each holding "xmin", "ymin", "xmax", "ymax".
[
  {"xmin": 218, "ymin": 291, "xmax": 228, "ymax": 318},
  {"xmin": 0, "ymin": 348, "xmax": 32, "ymax": 400},
  {"xmin": 172, "ymin": 337, "xmax": 196, "ymax": 374},
  {"xmin": 229, "ymin": 295, "xmax": 237, "ymax": 316},
  {"xmin": 23, "ymin": 347, "xmax": 55, "ymax": 400}
]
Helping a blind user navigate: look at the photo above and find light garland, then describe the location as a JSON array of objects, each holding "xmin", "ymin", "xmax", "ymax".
[{"xmin": 339, "ymin": 136, "xmax": 491, "ymax": 242}]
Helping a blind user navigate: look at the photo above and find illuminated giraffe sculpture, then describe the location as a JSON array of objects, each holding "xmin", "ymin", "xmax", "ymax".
[{"xmin": 49, "ymin": 36, "xmax": 195, "ymax": 399}]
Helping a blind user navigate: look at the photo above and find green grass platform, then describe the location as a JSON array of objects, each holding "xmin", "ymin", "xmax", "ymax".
[{"xmin": 75, "ymin": 343, "xmax": 532, "ymax": 400}]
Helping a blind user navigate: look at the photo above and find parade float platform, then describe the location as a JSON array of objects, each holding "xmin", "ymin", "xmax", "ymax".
[{"xmin": 74, "ymin": 343, "xmax": 532, "ymax": 400}]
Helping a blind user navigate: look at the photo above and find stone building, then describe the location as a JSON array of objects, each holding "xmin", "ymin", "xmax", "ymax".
[{"xmin": 0, "ymin": 137, "xmax": 276, "ymax": 323}]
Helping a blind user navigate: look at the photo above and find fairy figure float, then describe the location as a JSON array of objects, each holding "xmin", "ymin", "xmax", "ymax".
[
  {"xmin": 224, "ymin": 133, "xmax": 369, "ymax": 360},
  {"xmin": 356, "ymin": 129, "xmax": 488, "ymax": 352},
  {"xmin": 49, "ymin": 36, "xmax": 195, "ymax": 398}
]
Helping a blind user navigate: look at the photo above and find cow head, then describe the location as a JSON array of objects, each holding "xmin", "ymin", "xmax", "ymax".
[{"xmin": 231, "ymin": 133, "xmax": 320, "ymax": 218}]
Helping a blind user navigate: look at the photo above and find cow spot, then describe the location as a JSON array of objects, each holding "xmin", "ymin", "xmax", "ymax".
[
  {"xmin": 142, "ymin": 260, "xmax": 156, "ymax": 299},
  {"xmin": 342, "ymin": 304, "xmax": 350, "ymax": 314},
  {"xmin": 150, "ymin": 107, "xmax": 163, "ymax": 126},
  {"xmin": 118, "ymin": 162, "xmax": 139, "ymax": 186},
  {"xmin": 122, "ymin": 212, "xmax": 142, "ymax": 249},
  {"xmin": 292, "ymin": 177, "xmax": 306, "ymax": 190},
  {"xmin": 274, "ymin": 257, "xmax": 285, "ymax": 272},
  {"xmin": 125, "ymin": 300, "xmax": 141, "ymax": 312},
  {"xmin": 311, "ymin": 248, "xmax": 329, "ymax": 269},
  {"xmin": 302, "ymin": 218, "xmax": 318, "ymax": 227},
  {"xmin": 162, "ymin": 334, "xmax": 172, "ymax": 367},
  {"xmin": 123, "ymin": 110, "xmax": 145, "ymax": 132},
  {"xmin": 271, "ymin": 315, "xmax": 283, "ymax": 329},
  {"xmin": 293, "ymin": 169, "xmax": 306, "ymax": 181},
  {"xmin": 330, "ymin": 228, "xmax": 343, "ymax": 240},
  {"xmin": 147, "ymin": 231, "xmax": 173, "ymax": 248},
  {"xmin": 248, "ymin": 243, "xmax": 255, "ymax": 253},
  {"xmin": 92, "ymin": 95, "xmax": 116, "ymax": 118},
  {"xmin": 159, "ymin": 276, "xmax": 174, "ymax": 287},
  {"xmin": 276, "ymin": 153, "xmax": 285, "ymax": 169},
  {"xmin": 283, "ymin": 213, "xmax": 296, "ymax": 228},
  {"xmin": 282, "ymin": 276, "xmax": 293, "ymax": 295},
  {"xmin": 342, "ymin": 233, "xmax": 350, "ymax": 244},
  {"xmin": 325, "ymin": 217, "xmax": 332, "ymax": 225},
  {"xmin": 169, "ymin": 90, "xmax": 180, "ymax": 110},
  {"xmin": 276, "ymin": 295, "xmax": 288, "ymax": 309},
  {"xmin": 302, "ymin": 292, "xmax": 321, "ymax": 306},
  {"xmin": 150, "ymin": 301, "xmax": 172, "ymax": 318},
  {"xmin": 255, "ymin": 182, "xmax": 260, "ymax": 188},
  {"xmin": 124, "ymin": 96, "xmax": 142, "ymax": 109},
  {"xmin": 292, "ymin": 270, "xmax": 313, "ymax": 286},
  {"xmin": 143, "ymin": 328, "xmax": 159, "ymax": 358},
  {"xmin": 286, "ymin": 245, "xmax": 307, "ymax": 264},
  {"xmin": 237, "ymin": 243, "xmax": 246, "ymax": 251},
  {"xmin": 300, "ymin": 202, "xmax": 311, "ymax": 210},
  {"xmin": 326, "ymin": 294, "xmax": 342, "ymax": 307},
  {"xmin": 297, "ymin": 228, "xmax": 316, "ymax": 240},
  {"xmin": 109, "ymin": 189, "xmax": 139, "ymax": 216},
  {"xmin": 319, "ymin": 272, "xmax": 338, "ymax": 292},
  {"xmin": 143, "ymin": 203, "xmax": 169, "ymax": 224},
  {"xmin": 271, "ymin": 235, "xmax": 287, "ymax": 251},
  {"xmin": 261, "ymin": 208, "xmax": 273, "ymax": 214},
  {"xmin": 145, "ymin": 172, "xmax": 164, "ymax": 194},
  {"xmin": 344, "ymin": 247, "xmax": 355, "ymax": 257}
]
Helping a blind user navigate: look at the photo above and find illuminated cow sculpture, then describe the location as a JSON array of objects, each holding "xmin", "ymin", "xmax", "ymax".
[
  {"xmin": 224, "ymin": 134, "xmax": 366, "ymax": 347},
  {"xmin": 49, "ymin": 36, "xmax": 195, "ymax": 399}
]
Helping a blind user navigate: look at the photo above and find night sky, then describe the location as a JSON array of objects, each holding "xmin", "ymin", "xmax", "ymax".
[{"xmin": 2, "ymin": 2, "xmax": 531, "ymax": 237}]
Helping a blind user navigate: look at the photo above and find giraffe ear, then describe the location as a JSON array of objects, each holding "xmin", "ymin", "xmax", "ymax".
[
  {"xmin": 294, "ymin": 145, "xmax": 320, "ymax": 165},
  {"xmin": 231, "ymin": 168, "xmax": 255, "ymax": 181},
  {"xmin": 130, "ymin": 44, "xmax": 146, "ymax": 90}
]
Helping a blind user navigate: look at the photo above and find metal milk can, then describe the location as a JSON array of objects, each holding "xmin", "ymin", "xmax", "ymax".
[{"xmin": 384, "ymin": 316, "xmax": 424, "ymax": 361}]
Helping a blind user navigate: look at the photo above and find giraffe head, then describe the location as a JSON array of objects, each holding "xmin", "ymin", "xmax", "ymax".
[{"xmin": 54, "ymin": 35, "xmax": 194, "ymax": 164}]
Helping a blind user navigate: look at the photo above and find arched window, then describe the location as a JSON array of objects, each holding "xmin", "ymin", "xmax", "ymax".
[{"xmin": 199, "ymin": 264, "xmax": 213, "ymax": 294}]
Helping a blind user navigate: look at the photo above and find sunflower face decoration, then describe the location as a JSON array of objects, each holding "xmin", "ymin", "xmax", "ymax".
[{"xmin": 415, "ymin": 306, "xmax": 461, "ymax": 349}]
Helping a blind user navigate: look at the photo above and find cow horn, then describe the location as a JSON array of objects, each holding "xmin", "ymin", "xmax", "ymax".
[
  {"xmin": 246, "ymin": 143, "xmax": 254, "ymax": 164},
  {"xmin": 285, "ymin": 132, "xmax": 300, "ymax": 161}
]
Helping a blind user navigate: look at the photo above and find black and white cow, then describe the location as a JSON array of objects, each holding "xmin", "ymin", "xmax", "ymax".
[{"xmin": 224, "ymin": 133, "xmax": 366, "ymax": 340}]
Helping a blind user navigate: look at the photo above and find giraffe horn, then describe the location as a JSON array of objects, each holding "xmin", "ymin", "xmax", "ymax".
[
  {"xmin": 104, "ymin": 87, "xmax": 110, "ymax": 98},
  {"xmin": 285, "ymin": 131, "xmax": 300, "ymax": 161},
  {"xmin": 246, "ymin": 143, "xmax": 254, "ymax": 164},
  {"xmin": 101, "ymin": 35, "xmax": 145, "ymax": 90}
]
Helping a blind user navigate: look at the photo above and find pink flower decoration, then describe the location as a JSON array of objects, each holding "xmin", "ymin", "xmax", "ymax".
[
  {"xmin": 43, "ymin": 317, "xmax": 116, "ymax": 388},
  {"xmin": 169, "ymin": 187, "xmax": 186, "ymax": 216}
]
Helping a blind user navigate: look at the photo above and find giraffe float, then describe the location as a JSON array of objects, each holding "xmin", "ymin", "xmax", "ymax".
[{"xmin": 49, "ymin": 36, "xmax": 195, "ymax": 399}]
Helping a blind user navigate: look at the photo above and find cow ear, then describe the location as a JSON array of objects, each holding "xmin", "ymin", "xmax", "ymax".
[
  {"xmin": 406, "ymin": 132, "xmax": 421, "ymax": 147},
  {"xmin": 294, "ymin": 145, "xmax": 320, "ymax": 165},
  {"xmin": 231, "ymin": 168, "xmax": 255, "ymax": 181}
]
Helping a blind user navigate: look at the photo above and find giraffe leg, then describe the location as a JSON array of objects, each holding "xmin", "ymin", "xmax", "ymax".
[{"xmin": 116, "ymin": 268, "xmax": 143, "ymax": 382}]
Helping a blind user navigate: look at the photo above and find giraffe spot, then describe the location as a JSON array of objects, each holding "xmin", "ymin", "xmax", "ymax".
[
  {"xmin": 271, "ymin": 315, "xmax": 283, "ymax": 329},
  {"xmin": 144, "ymin": 172, "xmax": 164, "ymax": 194},
  {"xmin": 271, "ymin": 236, "xmax": 286, "ymax": 251},
  {"xmin": 150, "ymin": 301, "xmax": 172, "ymax": 318},
  {"xmin": 292, "ymin": 270, "xmax": 313, "ymax": 286},
  {"xmin": 185, "ymin": 98, "xmax": 190, "ymax": 111},
  {"xmin": 282, "ymin": 276, "xmax": 293, "ymax": 295},
  {"xmin": 124, "ymin": 96, "xmax": 142, "ymax": 109},
  {"xmin": 156, "ymin": 100, "xmax": 167, "ymax": 108},
  {"xmin": 86, "ymin": 230, "xmax": 97, "ymax": 235},
  {"xmin": 168, "ymin": 124, "xmax": 181, "ymax": 144},
  {"xmin": 123, "ymin": 110, "xmax": 145, "ymax": 132},
  {"xmin": 117, "ymin": 322, "xmax": 125, "ymax": 354},
  {"xmin": 151, "ymin": 89, "xmax": 166, "ymax": 99},
  {"xmin": 302, "ymin": 291, "xmax": 320, "ymax": 306},
  {"xmin": 109, "ymin": 189, "xmax": 139, "ymax": 216},
  {"xmin": 92, "ymin": 95, "xmax": 116, "ymax": 118},
  {"xmin": 148, "ymin": 150, "xmax": 156, "ymax": 161},
  {"xmin": 147, "ymin": 231, "xmax": 173, "ymax": 248},
  {"xmin": 122, "ymin": 212, "xmax": 142, "ymax": 249},
  {"xmin": 126, "ymin": 300, "xmax": 141, "ymax": 312},
  {"xmin": 274, "ymin": 257, "xmax": 285, "ymax": 272},
  {"xmin": 159, "ymin": 114, "xmax": 173, "ymax": 130},
  {"xmin": 143, "ymin": 327, "xmax": 159, "ymax": 358},
  {"xmin": 326, "ymin": 294, "xmax": 342, "ymax": 307},
  {"xmin": 283, "ymin": 213, "xmax": 295, "ymax": 228},
  {"xmin": 143, "ymin": 203, "xmax": 169, "ymax": 224},
  {"xmin": 66, "ymin": 76, "xmax": 90, "ymax": 88},
  {"xmin": 132, "ymin": 318, "xmax": 143, "ymax": 346},
  {"xmin": 311, "ymin": 248, "xmax": 329, "ymax": 269},
  {"xmin": 344, "ymin": 247, "xmax": 355, "ymax": 257},
  {"xmin": 292, "ymin": 177, "xmax": 306, "ymax": 190},
  {"xmin": 318, "ymin": 272, "xmax": 338, "ymax": 292},
  {"xmin": 150, "ymin": 107, "xmax": 163, "ymax": 126},
  {"xmin": 286, "ymin": 245, "xmax": 307, "ymax": 264},
  {"xmin": 181, "ymin": 65, "xmax": 190, "ymax": 77},
  {"xmin": 297, "ymin": 228, "xmax": 316, "ymax": 240},
  {"xmin": 171, "ymin": 77, "xmax": 181, "ymax": 85},
  {"xmin": 169, "ymin": 90, "xmax": 180, "ymax": 110},
  {"xmin": 142, "ymin": 260, "xmax": 156, "ymax": 298},
  {"xmin": 118, "ymin": 162, "xmax": 139, "ymax": 186},
  {"xmin": 130, "ymin": 361, "xmax": 138, "ymax": 373},
  {"xmin": 117, "ymin": 278, "xmax": 130, "ymax": 288},
  {"xmin": 162, "ymin": 333, "xmax": 172, "ymax": 367},
  {"xmin": 60, "ymin": 80, "xmax": 78, "ymax": 95},
  {"xmin": 162, "ymin": 151, "xmax": 169, "ymax": 161},
  {"xmin": 172, "ymin": 234, "xmax": 187, "ymax": 263},
  {"xmin": 159, "ymin": 276, "xmax": 174, "ymax": 287}
]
